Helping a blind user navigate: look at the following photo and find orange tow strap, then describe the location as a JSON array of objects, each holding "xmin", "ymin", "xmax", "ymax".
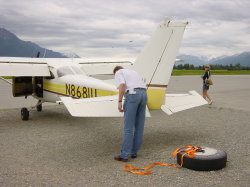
[{"xmin": 123, "ymin": 145, "xmax": 202, "ymax": 175}]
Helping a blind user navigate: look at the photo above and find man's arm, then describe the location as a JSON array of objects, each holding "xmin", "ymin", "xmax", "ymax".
[{"xmin": 118, "ymin": 83, "xmax": 126, "ymax": 112}]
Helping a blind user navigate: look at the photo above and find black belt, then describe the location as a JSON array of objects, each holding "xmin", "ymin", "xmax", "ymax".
[{"xmin": 126, "ymin": 88, "xmax": 146, "ymax": 94}]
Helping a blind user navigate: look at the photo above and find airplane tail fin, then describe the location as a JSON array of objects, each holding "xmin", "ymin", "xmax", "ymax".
[{"xmin": 132, "ymin": 18, "xmax": 188, "ymax": 109}]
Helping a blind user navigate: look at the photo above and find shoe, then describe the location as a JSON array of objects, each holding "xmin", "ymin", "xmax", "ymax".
[
  {"xmin": 131, "ymin": 154, "xmax": 137, "ymax": 159},
  {"xmin": 208, "ymin": 100, "xmax": 213, "ymax": 105},
  {"xmin": 114, "ymin": 155, "xmax": 128, "ymax": 162}
]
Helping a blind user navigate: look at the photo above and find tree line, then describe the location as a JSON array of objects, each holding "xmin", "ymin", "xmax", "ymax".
[{"xmin": 174, "ymin": 63, "xmax": 250, "ymax": 70}]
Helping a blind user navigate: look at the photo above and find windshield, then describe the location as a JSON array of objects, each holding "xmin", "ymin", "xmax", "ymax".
[
  {"xmin": 71, "ymin": 66, "xmax": 83, "ymax": 75},
  {"xmin": 57, "ymin": 66, "xmax": 74, "ymax": 77}
]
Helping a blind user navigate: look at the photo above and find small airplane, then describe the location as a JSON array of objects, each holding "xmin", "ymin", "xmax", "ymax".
[{"xmin": 0, "ymin": 18, "xmax": 207, "ymax": 120}]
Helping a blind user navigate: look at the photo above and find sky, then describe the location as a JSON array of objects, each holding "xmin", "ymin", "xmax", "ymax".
[{"xmin": 0, "ymin": 0, "xmax": 250, "ymax": 58}]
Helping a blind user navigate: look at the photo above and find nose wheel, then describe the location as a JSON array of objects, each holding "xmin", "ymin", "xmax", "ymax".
[{"xmin": 21, "ymin": 108, "xmax": 29, "ymax": 120}]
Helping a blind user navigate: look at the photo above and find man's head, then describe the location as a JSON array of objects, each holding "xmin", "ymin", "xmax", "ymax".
[{"xmin": 113, "ymin": 66, "xmax": 124, "ymax": 74}]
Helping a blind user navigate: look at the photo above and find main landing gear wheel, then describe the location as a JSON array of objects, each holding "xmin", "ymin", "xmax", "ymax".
[
  {"xmin": 177, "ymin": 146, "xmax": 227, "ymax": 171},
  {"xmin": 21, "ymin": 108, "xmax": 29, "ymax": 121},
  {"xmin": 36, "ymin": 104, "xmax": 42, "ymax": 112}
]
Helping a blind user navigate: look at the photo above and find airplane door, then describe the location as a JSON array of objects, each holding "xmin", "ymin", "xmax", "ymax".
[
  {"xmin": 12, "ymin": 77, "xmax": 44, "ymax": 98},
  {"xmin": 12, "ymin": 77, "xmax": 33, "ymax": 97}
]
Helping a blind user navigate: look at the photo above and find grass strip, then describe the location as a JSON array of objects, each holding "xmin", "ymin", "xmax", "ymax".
[{"xmin": 172, "ymin": 70, "xmax": 250, "ymax": 76}]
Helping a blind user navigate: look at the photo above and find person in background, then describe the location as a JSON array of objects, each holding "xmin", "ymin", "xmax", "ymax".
[
  {"xmin": 113, "ymin": 66, "xmax": 147, "ymax": 162},
  {"xmin": 202, "ymin": 65, "xmax": 213, "ymax": 105}
]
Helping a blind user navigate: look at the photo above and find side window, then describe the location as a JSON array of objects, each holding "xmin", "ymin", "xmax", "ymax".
[
  {"xmin": 71, "ymin": 66, "xmax": 83, "ymax": 75},
  {"xmin": 57, "ymin": 66, "xmax": 74, "ymax": 77}
]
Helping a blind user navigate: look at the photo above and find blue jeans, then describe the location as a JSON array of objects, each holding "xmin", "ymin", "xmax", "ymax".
[
  {"xmin": 203, "ymin": 83, "xmax": 209, "ymax": 90},
  {"xmin": 120, "ymin": 88, "xmax": 148, "ymax": 159}
]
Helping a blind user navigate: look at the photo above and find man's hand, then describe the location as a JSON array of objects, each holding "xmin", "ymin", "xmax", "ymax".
[
  {"xmin": 118, "ymin": 83, "xmax": 126, "ymax": 112},
  {"xmin": 118, "ymin": 102, "xmax": 124, "ymax": 112}
]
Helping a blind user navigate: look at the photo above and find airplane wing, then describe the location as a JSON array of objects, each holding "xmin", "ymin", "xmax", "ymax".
[
  {"xmin": 0, "ymin": 57, "xmax": 50, "ymax": 76},
  {"xmin": 78, "ymin": 58, "xmax": 182, "ymax": 76},
  {"xmin": 60, "ymin": 95, "xmax": 151, "ymax": 117},
  {"xmin": 161, "ymin": 90, "xmax": 208, "ymax": 115},
  {"xmin": 78, "ymin": 58, "xmax": 134, "ymax": 76}
]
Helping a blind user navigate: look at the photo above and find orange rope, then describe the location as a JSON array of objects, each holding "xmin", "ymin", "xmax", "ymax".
[{"xmin": 123, "ymin": 145, "xmax": 202, "ymax": 175}]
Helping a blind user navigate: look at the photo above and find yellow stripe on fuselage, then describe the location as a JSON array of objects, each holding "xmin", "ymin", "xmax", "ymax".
[
  {"xmin": 43, "ymin": 82, "xmax": 166, "ymax": 109},
  {"xmin": 96, "ymin": 89, "xmax": 117, "ymax": 97},
  {"xmin": 43, "ymin": 82, "xmax": 65, "ymax": 89},
  {"xmin": 43, "ymin": 82, "xmax": 117, "ymax": 98},
  {"xmin": 43, "ymin": 82, "xmax": 65, "ymax": 95}
]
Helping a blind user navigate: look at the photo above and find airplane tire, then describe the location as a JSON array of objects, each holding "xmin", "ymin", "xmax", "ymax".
[
  {"xmin": 177, "ymin": 146, "xmax": 227, "ymax": 171},
  {"xmin": 37, "ymin": 104, "xmax": 42, "ymax": 112},
  {"xmin": 21, "ymin": 108, "xmax": 29, "ymax": 121}
]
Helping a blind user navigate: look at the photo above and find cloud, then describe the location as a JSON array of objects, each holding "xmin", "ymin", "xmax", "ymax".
[{"xmin": 0, "ymin": 0, "xmax": 249, "ymax": 58}]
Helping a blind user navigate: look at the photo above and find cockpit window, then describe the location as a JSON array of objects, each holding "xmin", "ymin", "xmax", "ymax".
[{"xmin": 57, "ymin": 66, "xmax": 74, "ymax": 77}]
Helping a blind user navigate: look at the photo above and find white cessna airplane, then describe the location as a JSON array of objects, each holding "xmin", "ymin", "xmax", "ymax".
[{"xmin": 0, "ymin": 18, "xmax": 207, "ymax": 120}]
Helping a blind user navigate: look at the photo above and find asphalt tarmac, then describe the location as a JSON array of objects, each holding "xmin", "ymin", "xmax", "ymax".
[{"xmin": 0, "ymin": 75, "xmax": 249, "ymax": 187}]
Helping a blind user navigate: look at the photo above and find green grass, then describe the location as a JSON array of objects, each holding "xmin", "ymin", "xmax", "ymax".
[
  {"xmin": 172, "ymin": 70, "xmax": 250, "ymax": 76},
  {"xmin": 1, "ymin": 76, "xmax": 12, "ymax": 79}
]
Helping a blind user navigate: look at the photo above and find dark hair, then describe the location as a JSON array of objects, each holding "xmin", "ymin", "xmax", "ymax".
[{"xmin": 113, "ymin": 66, "xmax": 124, "ymax": 74}]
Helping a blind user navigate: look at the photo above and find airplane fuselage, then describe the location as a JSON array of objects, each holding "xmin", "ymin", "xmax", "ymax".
[{"xmin": 29, "ymin": 60, "xmax": 117, "ymax": 104}]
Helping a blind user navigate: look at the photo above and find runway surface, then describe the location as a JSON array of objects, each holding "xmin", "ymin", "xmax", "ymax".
[{"xmin": 0, "ymin": 75, "xmax": 249, "ymax": 186}]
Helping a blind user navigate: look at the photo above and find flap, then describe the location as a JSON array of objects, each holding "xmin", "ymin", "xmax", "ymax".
[
  {"xmin": 78, "ymin": 57, "xmax": 135, "ymax": 64},
  {"xmin": 0, "ymin": 61, "xmax": 50, "ymax": 76},
  {"xmin": 60, "ymin": 96, "xmax": 151, "ymax": 117},
  {"xmin": 161, "ymin": 90, "xmax": 208, "ymax": 115}
]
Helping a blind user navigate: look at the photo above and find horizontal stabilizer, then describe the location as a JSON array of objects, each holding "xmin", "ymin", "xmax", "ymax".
[
  {"xmin": 161, "ymin": 90, "xmax": 208, "ymax": 115},
  {"xmin": 60, "ymin": 96, "xmax": 151, "ymax": 117}
]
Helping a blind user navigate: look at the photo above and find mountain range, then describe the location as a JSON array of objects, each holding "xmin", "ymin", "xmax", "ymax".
[
  {"xmin": 0, "ymin": 28, "xmax": 79, "ymax": 58},
  {"xmin": 177, "ymin": 52, "xmax": 250, "ymax": 67},
  {"xmin": 0, "ymin": 27, "xmax": 249, "ymax": 66}
]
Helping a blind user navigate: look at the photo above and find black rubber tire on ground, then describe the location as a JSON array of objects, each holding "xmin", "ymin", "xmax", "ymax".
[
  {"xmin": 177, "ymin": 146, "xmax": 227, "ymax": 171},
  {"xmin": 37, "ymin": 104, "xmax": 42, "ymax": 112},
  {"xmin": 21, "ymin": 108, "xmax": 29, "ymax": 121}
]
